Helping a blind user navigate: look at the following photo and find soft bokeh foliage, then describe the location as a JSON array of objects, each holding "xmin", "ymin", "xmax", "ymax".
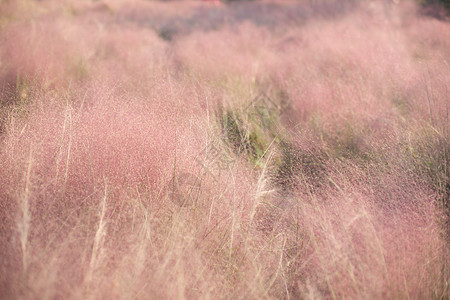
[{"xmin": 0, "ymin": 0, "xmax": 448, "ymax": 299}]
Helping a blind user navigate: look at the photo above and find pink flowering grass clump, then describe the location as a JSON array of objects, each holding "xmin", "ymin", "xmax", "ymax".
[{"xmin": 0, "ymin": 0, "xmax": 449, "ymax": 299}]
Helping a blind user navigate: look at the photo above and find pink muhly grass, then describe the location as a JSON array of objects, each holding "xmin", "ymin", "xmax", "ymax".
[{"xmin": 0, "ymin": 0, "xmax": 448, "ymax": 299}]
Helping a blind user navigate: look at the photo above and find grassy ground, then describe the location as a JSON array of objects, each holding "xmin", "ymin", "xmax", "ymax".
[{"xmin": 0, "ymin": 0, "xmax": 449, "ymax": 299}]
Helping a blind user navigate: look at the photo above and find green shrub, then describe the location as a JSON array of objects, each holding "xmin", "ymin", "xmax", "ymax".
[
  {"xmin": 216, "ymin": 93, "xmax": 285, "ymax": 167},
  {"xmin": 406, "ymin": 129, "xmax": 449, "ymax": 237},
  {"xmin": 274, "ymin": 142, "xmax": 328, "ymax": 192}
]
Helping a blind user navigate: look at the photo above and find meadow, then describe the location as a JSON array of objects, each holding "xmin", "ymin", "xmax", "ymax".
[{"xmin": 0, "ymin": 0, "xmax": 449, "ymax": 299}]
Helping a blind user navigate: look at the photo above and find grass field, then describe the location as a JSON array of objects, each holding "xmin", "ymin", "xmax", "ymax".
[{"xmin": 0, "ymin": 0, "xmax": 449, "ymax": 299}]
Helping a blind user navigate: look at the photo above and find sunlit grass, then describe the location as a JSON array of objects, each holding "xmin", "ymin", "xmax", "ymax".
[{"xmin": 0, "ymin": 0, "xmax": 448, "ymax": 299}]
